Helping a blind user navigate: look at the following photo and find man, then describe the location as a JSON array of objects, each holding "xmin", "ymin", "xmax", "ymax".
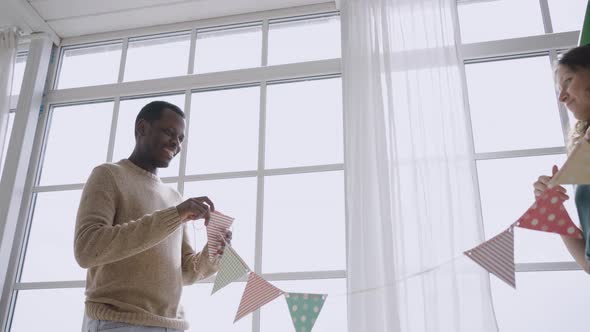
[{"xmin": 75, "ymin": 101, "xmax": 230, "ymax": 332}]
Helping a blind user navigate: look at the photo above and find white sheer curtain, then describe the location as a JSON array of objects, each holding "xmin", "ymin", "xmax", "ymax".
[
  {"xmin": 341, "ymin": 0, "xmax": 498, "ymax": 331},
  {"xmin": 0, "ymin": 28, "xmax": 17, "ymax": 175}
]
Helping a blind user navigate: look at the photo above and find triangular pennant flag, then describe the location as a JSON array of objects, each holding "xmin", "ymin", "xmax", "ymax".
[
  {"xmin": 549, "ymin": 139, "xmax": 590, "ymax": 186},
  {"xmin": 516, "ymin": 187, "xmax": 583, "ymax": 239},
  {"xmin": 207, "ymin": 210, "xmax": 234, "ymax": 261},
  {"xmin": 580, "ymin": 0, "xmax": 590, "ymax": 46},
  {"xmin": 464, "ymin": 227, "xmax": 515, "ymax": 288},
  {"xmin": 234, "ymin": 273, "xmax": 283, "ymax": 323},
  {"xmin": 285, "ymin": 293, "xmax": 327, "ymax": 332},
  {"xmin": 212, "ymin": 245, "xmax": 250, "ymax": 295}
]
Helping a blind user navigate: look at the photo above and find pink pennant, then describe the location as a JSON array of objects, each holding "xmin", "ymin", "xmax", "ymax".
[
  {"xmin": 234, "ymin": 273, "xmax": 283, "ymax": 322},
  {"xmin": 207, "ymin": 210, "xmax": 234, "ymax": 261},
  {"xmin": 464, "ymin": 227, "xmax": 515, "ymax": 288},
  {"xmin": 516, "ymin": 187, "xmax": 583, "ymax": 239}
]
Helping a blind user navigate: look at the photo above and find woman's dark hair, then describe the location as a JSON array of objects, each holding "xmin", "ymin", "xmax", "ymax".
[
  {"xmin": 558, "ymin": 44, "xmax": 590, "ymax": 71},
  {"xmin": 560, "ymin": 45, "xmax": 590, "ymax": 152}
]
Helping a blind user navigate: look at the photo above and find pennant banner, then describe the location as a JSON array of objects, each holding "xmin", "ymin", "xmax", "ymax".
[
  {"xmin": 285, "ymin": 293, "xmax": 327, "ymax": 332},
  {"xmin": 516, "ymin": 187, "xmax": 583, "ymax": 239},
  {"xmin": 212, "ymin": 245, "xmax": 250, "ymax": 295},
  {"xmin": 235, "ymin": 273, "xmax": 283, "ymax": 322},
  {"xmin": 549, "ymin": 139, "xmax": 590, "ymax": 186},
  {"xmin": 464, "ymin": 227, "xmax": 515, "ymax": 288},
  {"xmin": 207, "ymin": 211, "xmax": 235, "ymax": 261}
]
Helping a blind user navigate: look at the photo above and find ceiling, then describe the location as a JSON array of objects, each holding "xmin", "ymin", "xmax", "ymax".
[{"xmin": 1, "ymin": 0, "xmax": 335, "ymax": 43}]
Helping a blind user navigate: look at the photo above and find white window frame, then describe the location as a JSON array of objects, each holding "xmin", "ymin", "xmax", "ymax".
[
  {"xmin": 0, "ymin": 3, "xmax": 346, "ymax": 332},
  {"xmin": 456, "ymin": 0, "xmax": 582, "ymax": 273}
]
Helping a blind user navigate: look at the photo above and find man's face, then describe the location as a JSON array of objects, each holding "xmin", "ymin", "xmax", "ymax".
[{"xmin": 137, "ymin": 108, "xmax": 185, "ymax": 168}]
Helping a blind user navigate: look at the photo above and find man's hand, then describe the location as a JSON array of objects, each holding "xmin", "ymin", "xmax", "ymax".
[
  {"xmin": 176, "ymin": 196, "xmax": 215, "ymax": 224},
  {"xmin": 217, "ymin": 229, "xmax": 232, "ymax": 256}
]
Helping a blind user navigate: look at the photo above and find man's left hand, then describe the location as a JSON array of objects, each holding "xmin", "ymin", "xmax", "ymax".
[{"xmin": 217, "ymin": 229, "xmax": 232, "ymax": 257}]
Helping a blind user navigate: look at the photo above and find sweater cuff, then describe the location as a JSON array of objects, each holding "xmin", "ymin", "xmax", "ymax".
[{"xmin": 158, "ymin": 206, "xmax": 182, "ymax": 231}]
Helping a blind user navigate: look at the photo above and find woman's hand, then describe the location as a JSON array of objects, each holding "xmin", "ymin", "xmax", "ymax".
[{"xmin": 533, "ymin": 165, "xmax": 569, "ymax": 200}]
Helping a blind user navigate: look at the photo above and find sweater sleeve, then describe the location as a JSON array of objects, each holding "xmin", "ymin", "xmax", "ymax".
[
  {"xmin": 181, "ymin": 225, "xmax": 219, "ymax": 285},
  {"xmin": 74, "ymin": 165, "xmax": 182, "ymax": 268}
]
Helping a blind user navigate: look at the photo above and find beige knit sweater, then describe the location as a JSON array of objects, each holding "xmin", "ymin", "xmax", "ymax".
[{"xmin": 74, "ymin": 159, "xmax": 218, "ymax": 330}]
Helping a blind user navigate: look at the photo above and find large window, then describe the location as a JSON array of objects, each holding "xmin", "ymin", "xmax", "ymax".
[
  {"xmin": 4, "ymin": 8, "xmax": 345, "ymax": 332},
  {"xmin": 458, "ymin": 0, "xmax": 589, "ymax": 331}
]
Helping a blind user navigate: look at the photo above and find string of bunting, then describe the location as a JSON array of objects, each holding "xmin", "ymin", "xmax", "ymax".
[
  {"xmin": 202, "ymin": 140, "xmax": 590, "ymax": 331},
  {"xmin": 463, "ymin": 140, "xmax": 589, "ymax": 288},
  {"xmin": 206, "ymin": 211, "xmax": 328, "ymax": 332}
]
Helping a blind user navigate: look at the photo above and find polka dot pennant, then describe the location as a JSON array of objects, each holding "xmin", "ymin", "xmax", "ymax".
[
  {"xmin": 516, "ymin": 187, "xmax": 583, "ymax": 239},
  {"xmin": 284, "ymin": 293, "xmax": 327, "ymax": 332},
  {"xmin": 549, "ymin": 139, "xmax": 590, "ymax": 186}
]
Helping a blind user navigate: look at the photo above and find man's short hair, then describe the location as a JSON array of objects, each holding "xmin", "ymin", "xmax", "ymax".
[{"xmin": 135, "ymin": 101, "xmax": 185, "ymax": 126}]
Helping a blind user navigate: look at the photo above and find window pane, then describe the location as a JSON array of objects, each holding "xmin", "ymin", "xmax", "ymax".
[
  {"xmin": 477, "ymin": 154, "xmax": 579, "ymax": 263},
  {"xmin": 260, "ymin": 279, "xmax": 347, "ymax": 332},
  {"xmin": 181, "ymin": 282, "xmax": 251, "ymax": 332},
  {"xmin": 266, "ymin": 78, "xmax": 343, "ymax": 169},
  {"xmin": 21, "ymin": 190, "xmax": 85, "ymax": 282},
  {"xmin": 548, "ymin": 0, "xmax": 588, "ymax": 33},
  {"xmin": 164, "ymin": 182, "xmax": 179, "ymax": 191},
  {"xmin": 57, "ymin": 43, "xmax": 122, "ymax": 89},
  {"xmin": 262, "ymin": 171, "xmax": 345, "ymax": 273},
  {"xmin": 0, "ymin": 112, "xmax": 14, "ymax": 178},
  {"xmin": 268, "ymin": 15, "xmax": 341, "ymax": 66},
  {"xmin": 466, "ymin": 57, "xmax": 564, "ymax": 153},
  {"xmin": 10, "ymin": 288, "xmax": 85, "ymax": 332},
  {"xmin": 114, "ymin": 95, "xmax": 185, "ymax": 178},
  {"xmin": 492, "ymin": 271, "xmax": 590, "ymax": 331},
  {"xmin": 10, "ymin": 54, "xmax": 26, "ymax": 96},
  {"xmin": 124, "ymin": 33, "xmax": 191, "ymax": 82},
  {"xmin": 195, "ymin": 25, "xmax": 262, "ymax": 74},
  {"xmin": 40, "ymin": 102, "xmax": 113, "ymax": 186},
  {"xmin": 186, "ymin": 87, "xmax": 259, "ymax": 174},
  {"xmin": 183, "ymin": 177, "xmax": 257, "ymax": 268},
  {"xmin": 458, "ymin": 0, "xmax": 544, "ymax": 43}
]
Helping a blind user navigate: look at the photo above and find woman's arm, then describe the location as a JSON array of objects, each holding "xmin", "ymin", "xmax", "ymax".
[{"xmin": 561, "ymin": 235, "xmax": 590, "ymax": 273}]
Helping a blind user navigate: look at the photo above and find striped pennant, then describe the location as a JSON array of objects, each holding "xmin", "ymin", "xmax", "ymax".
[
  {"xmin": 234, "ymin": 273, "xmax": 283, "ymax": 323},
  {"xmin": 212, "ymin": 245, "xmax": 250, "ymax": 295},
  {"xmin": 549, "ymin": 139, "xmax": 590, "ymax": 186},
  {"xmin": 285, "ymin": 293, "xmax": 327, "ymax": 332},
  {"xmin": 516, "ymin": 187, "xmax": 583, "ymax": 239},
  {"xmin": 207, "ymin": 211, "xmax": 234, "ymax": 261},
  {"xmin": 464, "ymin": 227, "xmax": 515, "ymax": 288}
]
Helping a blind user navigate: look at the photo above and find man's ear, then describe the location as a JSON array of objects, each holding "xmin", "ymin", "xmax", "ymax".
[{"xmin": 136, "ymin": 119, "xmax": 148, "ymax": 137}]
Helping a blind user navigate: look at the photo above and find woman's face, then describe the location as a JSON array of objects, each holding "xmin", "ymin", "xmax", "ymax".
[{"xmin": 556, "ymin": 64, "xmax": 590, "ymax": 120}]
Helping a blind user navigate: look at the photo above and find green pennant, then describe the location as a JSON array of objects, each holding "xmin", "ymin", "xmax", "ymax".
[
  {"xmin": 581, "ymin": 0, "xmax": 590, "ymax": 46},
  {"xmin": 284, "ymin": 293, "xmax": 327, "ymax": 332},
  {"xmin": 211, "ymin": 246, "xmax": 249, "ymax": 295}
]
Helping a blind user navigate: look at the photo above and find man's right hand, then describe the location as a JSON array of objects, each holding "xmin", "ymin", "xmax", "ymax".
[{"xmin": 176, "ymin": 196, "xmax": 215, "ymax": 224}]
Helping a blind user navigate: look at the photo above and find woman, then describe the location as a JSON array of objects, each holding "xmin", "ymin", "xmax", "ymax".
[{"xmin": 533, "ymin": 44, "xmax": 590, "ymax": 273}]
